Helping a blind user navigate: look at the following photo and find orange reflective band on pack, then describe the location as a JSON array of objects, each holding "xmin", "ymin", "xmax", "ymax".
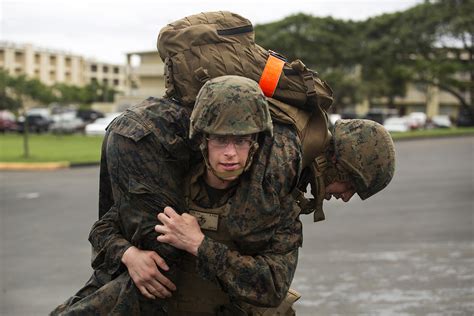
[{"xmin": 259, "ymin": 54, "xmax": 285, "ymax": 97}]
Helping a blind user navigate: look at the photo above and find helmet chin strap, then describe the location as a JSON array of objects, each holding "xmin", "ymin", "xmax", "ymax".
[{"xmin": 213, "ymin": 168, "xmax": 244, "ymax": 180}]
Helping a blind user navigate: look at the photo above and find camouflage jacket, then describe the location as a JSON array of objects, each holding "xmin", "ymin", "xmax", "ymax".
[
  {"xmin": 88, "ymin": 97, "xmax": 303, "ymax": 306},
  {"xmin": 187, "ymin": 126, "xmax": 303, "ymax": 307},
  {"xmin": 90, "ymin": 97, "xmax": 198, "ymax": 277}
]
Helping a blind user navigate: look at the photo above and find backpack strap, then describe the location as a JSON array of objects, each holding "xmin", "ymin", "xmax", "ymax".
[
  {"xmin": 293, "ymin": 154, "xmax": 328, "ymax": 222},
  {"xmin": 290, "ymin": 60, "xmax": 317, "ymax": 97},
  {"xmin": 164, "ymin": 57, "xmax": 176, "ymax": 97},
  {"xmin": 194, "ymin": 67, "xmax": 210, "ymax": 83}
]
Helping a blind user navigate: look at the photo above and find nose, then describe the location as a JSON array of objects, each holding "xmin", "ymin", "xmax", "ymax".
[{"xmin": 223, "ymin": 142, "xmax": 237, "ymax": 156}]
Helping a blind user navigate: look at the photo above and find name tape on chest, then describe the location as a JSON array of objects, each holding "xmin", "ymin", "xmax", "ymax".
[{"xmin": 189, "ymin": 210, "xmax": 219, "ymax": 231}]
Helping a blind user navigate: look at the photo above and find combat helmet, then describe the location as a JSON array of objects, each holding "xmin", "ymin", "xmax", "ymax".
[
  {"xmin": 190, "ymin": 75, "xmax": 273, "ymax": 138},
  {"xmin": 332, "ymin": 119, "xmax": 396, "ymax": 200},
  {"xmin": 190, "ymin": 75, "xmax": 273, "ymax": 179}
]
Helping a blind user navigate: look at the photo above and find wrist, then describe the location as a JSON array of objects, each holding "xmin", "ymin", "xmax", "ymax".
[
  {"xmin": 190, "ymin": 233, "xmax": 205, "ymax": 256},
  {"xmin": 121, "ymin": 245, "xmax": 137, "ymax": 265}
]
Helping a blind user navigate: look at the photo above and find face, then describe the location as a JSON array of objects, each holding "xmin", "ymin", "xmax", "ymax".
[
  {"xmin": 325, "ymin": 181, "xmax": 356, "ymax": 202},
  {"xmin": 205, "ymin": 134, "xmax": 253, "ymax": 188}
]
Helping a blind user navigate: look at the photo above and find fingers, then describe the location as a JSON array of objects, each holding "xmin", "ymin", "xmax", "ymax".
[
  {"xmin": 155, "ymin": 223, "xmax": 168, "ymax": 234},
  {"xmin": 164, "ymin": 206, "xmax": 179, "ymax": 219},
  {"xmin": 146, "ymin": 278, "xmax": 172, "ymax": 298},
  {"xmin": 138, "ymin": 286, "xmax": 156, "ymax": 300},
  {"xmin": 151, "ymin": 252, "xmax": 169, "ymax": 271},
  {"xmin": 157, "ymin": 212, "xmax": 171, "ymax": 225},
  {"xmin": 151, "ymin": 266, "xmax": 177, "ymax": 291},
  {"xmin": 342, "ymin": 191, "xmax": 356, "ymax": 202}
]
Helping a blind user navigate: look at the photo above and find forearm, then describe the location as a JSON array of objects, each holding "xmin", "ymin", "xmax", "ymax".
[{"xmin": 89, "ymin": 206, "xmax": 133, "ymax": 275}]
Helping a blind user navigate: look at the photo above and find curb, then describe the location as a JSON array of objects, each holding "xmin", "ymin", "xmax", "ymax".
[
  {"xmin": 392, "ymin": 133, "xmax": 474, "ymax": 142},
  {"xmin": 70, "ymin": 162, "xmax": 100, "ymax": 168},
  {"xmin": 0, "ymin": 161, "xmax": 71, "ymax": 171}
]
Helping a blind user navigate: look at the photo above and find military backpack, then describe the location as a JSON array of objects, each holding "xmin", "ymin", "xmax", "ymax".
[{"xmin": 158, "ymin": 11, "xmax": 334, "ymax": 221}]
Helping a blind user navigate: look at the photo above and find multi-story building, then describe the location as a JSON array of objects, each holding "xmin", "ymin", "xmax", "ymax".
[
  {"xmin": 114, "ymin": 50, "xmax": 166, "ymax": 109},
  {"xmin": 84, "ymin": 60, "xmax": 127, "ymax": 93},
  {"xmin": 0, "ymin": 41, "xmax": 126, "ymax": 94}
]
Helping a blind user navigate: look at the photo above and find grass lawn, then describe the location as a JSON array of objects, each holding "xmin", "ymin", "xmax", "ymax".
[
  {"xmin": 1, "ymin": 127, "xmax": 474, "ymax": 164},
  {"xmin": 0, "ymin": 134, "xmax": 104, "ymax": 164},
  {"xmin": 390, "ymin": 127, "xmax": 474, "ymax": 140}
]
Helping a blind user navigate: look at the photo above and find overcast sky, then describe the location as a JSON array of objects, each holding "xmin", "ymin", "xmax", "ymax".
[{"xmin": 1, "ymin": 0, "xmax": 423, "ymax": 64}]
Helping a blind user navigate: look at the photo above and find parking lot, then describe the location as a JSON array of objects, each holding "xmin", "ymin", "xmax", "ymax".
[{"xmin": 1, "ymin": 136, "xmax": 473, "ymax": 315}]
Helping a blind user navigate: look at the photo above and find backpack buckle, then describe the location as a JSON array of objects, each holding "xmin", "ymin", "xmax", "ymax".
[{"xmin": 303, "ymin": 72, "xmax": 317, "ymax": 97}]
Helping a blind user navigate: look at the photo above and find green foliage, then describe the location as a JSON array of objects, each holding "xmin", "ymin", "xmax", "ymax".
[
  {"xmin": 1, "ymin": 70, "xmax": 55, "ymax": 113},
  {"xmin": 53, "ymin": 81, "xmax": 117, "ymax": 105},
  {"xmin": 0, "ymin": 71, "xmax": 20, "ymax": 111},
  {"xmin": 255, "ymin": 14, "xmax": 360, "ymax": 71},
  {"xmin": 254, "ymin": 0, "xmax": 473, "ymax": 109},
  {"xmin": 255, "ymin": 14, "xmax": 362, "ymax": 111}
]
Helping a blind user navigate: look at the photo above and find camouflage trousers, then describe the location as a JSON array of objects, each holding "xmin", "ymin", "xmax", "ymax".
[{"xmin": 50, "ymin": 270, "xmax": 167, "ymax": 316}]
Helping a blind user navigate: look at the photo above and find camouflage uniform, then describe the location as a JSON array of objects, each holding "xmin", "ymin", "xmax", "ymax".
[
  {"xmin": 51, "ymin": 97, "xmax": 198, "ymax": 315},
  {"xmin": 51, "ymin": 79, "xmax": 303, "ymax": 315},
  {"xmin": 169, "ymin": 122, "xmax": 302, "ymax": 314}
]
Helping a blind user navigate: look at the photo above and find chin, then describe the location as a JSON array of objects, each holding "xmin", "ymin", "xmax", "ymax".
[{"xmin": 221, "ymin": 175, "xmax": 238, "ymax": 181}]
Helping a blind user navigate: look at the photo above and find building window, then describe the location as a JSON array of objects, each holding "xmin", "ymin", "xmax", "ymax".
[
  {"xmin": 113, "ymin": 79, "xmax": 119, "ymax": 86},
  {"xmin": 91, "ymin": 77, "xmax": 98, "ymax": 84},
  {"xmin": 15, "ymin": 51, "xmax": 24, "ymax": 63},
  {"xmin": 65, "ymin": 57, "xmax": 72, "ymax": 67},
  {"xmin": 113, "ymin": 67, "xmax": 119, "ymax": 74},
  {"xmin": 50, "ymin": 55, "xmax": 56, "ymax": 65},
  {"xmin": 103, "ymin": 66, "xmax": 109, "ymax": 73},
  {"xmin": 91, "ymin": 64, "xmax": 97, "ymax": 72},
  {"xmin": 103, "ymin": 78, "xmax": 109, "ymax": 85},
  {"xmin": 34, "ymin": 53, "xmax": 40, "ymax": 64}
]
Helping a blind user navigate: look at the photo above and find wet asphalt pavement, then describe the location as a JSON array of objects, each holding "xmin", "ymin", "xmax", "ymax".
[{"xmin": 1, "ymin": 136, "xmax": 473, "ymax": 315}]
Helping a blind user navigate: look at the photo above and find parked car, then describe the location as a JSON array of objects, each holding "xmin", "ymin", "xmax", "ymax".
[
  {"xmin": 406, "ymin": 112, "xmax": 427, "ymax": 129},
  {"xmin": 50, "ymin": 112, "xmax": 86, "ymax": 134},
  {"xmin": 17, "ymin": 114, "xmax": 52, "ymax": 133},
  {"xmin": 0, "ymin": 110, "xmax": 18, "ymax": 132},
  {"xmin": 27, "ymin": 108, "xmax": 52, "ymax": 119},
  {"xmin": 383, "ymin": 117, "xmax": 410, "ymax": 133},
  {"xmin": 77, "ymin": 109, "xmax": 105, "ymax": 123},
  {"xmin": 85, "ymin": 113, "xmax": 121, "ymax": 136},
  {"xmin": 430, "ymin": 115, "xmax": 452, "ymax": 128},
  {"xmin": 364, "ymin": 108, "xmax": 398, "ymax": 125},
  {"xmin": 456, "ymin": 107, "xmax": 474, "ymax": 127}
]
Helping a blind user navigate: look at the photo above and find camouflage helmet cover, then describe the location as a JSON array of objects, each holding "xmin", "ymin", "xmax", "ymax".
[
  {"xmin": 333, "ymin": 119, "xmax": 395, "ymax": 200},
  {"xmin": 189, "ymin": 75, "xmax": 273, "ymax": 138}
]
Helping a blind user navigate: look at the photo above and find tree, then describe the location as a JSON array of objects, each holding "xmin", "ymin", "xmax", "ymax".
[
  {"xmin": 254, "ymin": 1, "xmax": 473, "ymax": 113},
  {"xmin": 2, "ymin": 71, "xmax": 55, "ymax": 158},
  {"xmin": 255, "ymin": 14, "xmax": 363, "ymax": 111},
  {"xmin": 360, "ymin": 0, "xmax": 473, "ymax": 109},
  {"xmin": 0, "ymin": 70, "xmax": 20, "ymax": 111}
]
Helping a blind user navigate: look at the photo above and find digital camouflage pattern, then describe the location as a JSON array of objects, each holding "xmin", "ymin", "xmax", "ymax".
[
  {"xmin": 51, "ymin": 97, "xmax": 198, "ymax": 315},
  {"xmin": 195, "ymin": 122, "xmax": 302, "ymax": 307},
  {"xmin": 333, "ymin": 119, "xmax": 396, "ymax": 200},
  {"xmin": 51, "ymin": 95, "xmax": 303, "ymax": 315},
  {"xmin": 190, "ymin": 76, "xmax": 273, "ymax": 138},
  {"xmin": 170, "ymin": 145, "xmax": 301, "ymax": 313}
]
